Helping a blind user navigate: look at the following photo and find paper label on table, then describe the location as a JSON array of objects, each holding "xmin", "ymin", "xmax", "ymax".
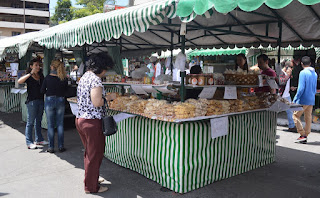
[
  {"xmin": 210, "ymin": 116, "xmax": 229, "ymax": 139},
  {"xmin": 267, "ymin": 79, "xmax": 279, "ymax": 89},
  {"xmin": 142, "ymin": 85, "xmax": 158, "ymax": 93},
  {"xmin": 19, "ymin": 89, "xmax": 27, "ymax": 94},
  {"xmin": 113, "ymin": 113, "xmax": 136, "ymax": 123},
  {"xmin": 10, "ymin": 88, "xmax": 20, "ymax": 94},
  {"xmin": 154, "ymin": 86, "xmax": 176, "ymax": 94},
  {"xmin": 199, "ymin": 87, "xmax": 217, "ymax": 99},
  {"xmin": 224, "ymin": 87, "xmax": 237, "ymax": 99},
  {"xmin": 131, "ymin": 85, "xmax": 148, "ymax": 95}
]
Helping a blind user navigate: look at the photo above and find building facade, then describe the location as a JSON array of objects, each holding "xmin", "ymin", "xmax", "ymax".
[{"xmin": 0, "ymin": 0, "xmax": 49, "ymax": 39}]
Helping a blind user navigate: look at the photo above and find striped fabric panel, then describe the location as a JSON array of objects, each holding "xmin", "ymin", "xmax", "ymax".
[
  {"xmin": 37, "ymin": 0, "xmax": 179, "ymax": 49},
  {"xmin": 105, "ymin": 110, "xmax": 277, "ymax": 193},
  {"xmin": 104, "ymin": 86, "xmax": 122, "ymax": 94},
  {"xmin": 0, "ymin": 85, "xmax": 21, "ymax": 113}
]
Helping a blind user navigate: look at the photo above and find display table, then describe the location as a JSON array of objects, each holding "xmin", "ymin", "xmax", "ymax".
[
  {"xmin": 104, "ymin": 109, "xmax": 277, "ymax": 193},
  {"xmin": 0, "ymin": 82, "xmax": 22, "ymax": 113}
]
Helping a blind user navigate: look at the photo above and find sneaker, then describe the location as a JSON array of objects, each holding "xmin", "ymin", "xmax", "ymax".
[
  {"xmin": 287, "ymin": 127, "xmax": 298, "ymax": 133},
  {"xmin": 35, "ymin": 140, "xmax": 49, "ymax": 145},
  {"xmin": 295, "ymin": 136, "xmax": 307, "ymax": 143},
  {"xmin": 58, "ymin": 147, "xmax": 66, "ymax": 153},
  {"xmin": 28, "ymin": 143, "xmax": 37, "ymax": 149},
  {"xmin": 46, "ymin": 148, "xmax": 55, "ymax": 153}
]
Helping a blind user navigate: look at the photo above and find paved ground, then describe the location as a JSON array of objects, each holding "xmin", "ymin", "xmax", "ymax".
[{"xmin": 0, "ymin": 112, "xmax": 319, "ymax": 198}]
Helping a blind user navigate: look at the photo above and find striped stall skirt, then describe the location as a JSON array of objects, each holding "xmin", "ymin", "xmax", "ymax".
[
  {"xmin": 0, "ymin": 85, "xmax": 21, "ymax": 113},
  {"xmin": 105, "ymin": 111, "xmax": 277, "ymax": 193}
]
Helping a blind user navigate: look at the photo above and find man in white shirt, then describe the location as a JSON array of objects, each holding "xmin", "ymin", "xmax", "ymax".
[{"xmin": 279, "ymin": 61, "xmax": 296, "ymax": 132}]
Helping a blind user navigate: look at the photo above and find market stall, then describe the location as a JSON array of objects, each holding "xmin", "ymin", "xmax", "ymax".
[
  {"xmin": 1, "ymin": 0, "xmax": 319, "ymax": 194},
  {"xmin": 0, "ymin": 82, "xmax": 21, "ymax": 113}
]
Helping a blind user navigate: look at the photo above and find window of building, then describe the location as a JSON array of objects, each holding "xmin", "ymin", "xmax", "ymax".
[
  {"xmin": 37, "ymin": 19, "xmax": 46, "ymax": 24},
  {"xmin": 12, "ymin": 32, "xmax": 21, "ymax": 36}
]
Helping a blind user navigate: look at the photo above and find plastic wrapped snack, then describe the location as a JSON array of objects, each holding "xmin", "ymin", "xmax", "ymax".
[
  {"xmin": 174, "ymin": 102, "xmax": 196, "ymax": 119},
  {"xmin": 206, "ymin": 100, "xmax": 230, "ymax": 115},
  {"xmin": 186, "ymin": 98, "xmax": 208, "ymax": 117}
]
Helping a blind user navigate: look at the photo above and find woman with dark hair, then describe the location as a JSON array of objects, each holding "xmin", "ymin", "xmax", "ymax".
[
  {"xmin": 18, "ymin": 58, "xmax": 48, "ymax": 149},
  {"xmin": 235, "ymin": 53, "xmax": 248, "ymax": 71},
  {"xmin": 41, "ymin": 60, "xmax": 68, "ymax": 153},
  {"xmin": 75, "ymin": 53, "xmax": 115, "ymax": 194}
]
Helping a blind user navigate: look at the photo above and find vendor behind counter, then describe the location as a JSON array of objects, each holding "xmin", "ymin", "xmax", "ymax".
[{"xmin": 186, "ymin": 65, "xmax": 203, "ymax": 99}]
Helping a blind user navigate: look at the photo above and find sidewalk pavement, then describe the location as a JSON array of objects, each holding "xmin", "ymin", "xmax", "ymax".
[{"xmin": 0, "ymin": 112, "xmax": 319, "ymax": 198}]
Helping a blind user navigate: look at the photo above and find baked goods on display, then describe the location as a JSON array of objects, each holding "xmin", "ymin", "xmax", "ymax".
[
  {"xmin": 173, "ymin": 102, "xmax": 196, "ymax": 119},
  {"xmin": 186, "ymin": 98, "xmax": 208, "ymax": 117},
  {"xmin": 110, "ymin": 96, "xmax": 132, "ymax": 111},
  {"xmin": 126, "ymin": 100, "xmax": 149, "ymax": 115},
  {"xmin": 144, "ymin": 99, "xmax": 168, "ymax": 118},
  {"xmin": 206, "ymin": 100, "xmax": 230, "ymax": 115},
  {"xmin": 224, "ymin": 68, "xmax": 261, "ymax": 85},
  {"xmin": 67, "ymin": 97, "xmax": 77, "ymax": 103},
  {"xmin": 229, "ymin": 99, "xmax": 245, "ymax": 112}
]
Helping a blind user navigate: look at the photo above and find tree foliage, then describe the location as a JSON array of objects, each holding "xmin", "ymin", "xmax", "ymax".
[
  {"xmin": 50, "ymin": 0, "xmax": 74, "ymax": 25},
  {"xmin": 73, "ymin": 0, "xmax": 106, "ymax": 19}
]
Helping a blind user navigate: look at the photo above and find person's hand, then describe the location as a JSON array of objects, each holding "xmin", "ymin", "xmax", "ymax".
[
  {"xmin": 290, "ymin": 86, "xmax": 297, "ymax": 91},
  {"xmin": 286, "ymin": 67, "xmax": 292, "ymax": 76},
  {"xmin": 106, "ymin": 93, "xmax": 116, "ymax": 101},
  {"xmin": 30, "ymin": 67, "xmax": 38, "ymax": 75}
]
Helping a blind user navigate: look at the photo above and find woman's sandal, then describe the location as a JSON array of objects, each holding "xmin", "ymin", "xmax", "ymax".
[{"xmin": 85, "ymin": 186, "xmax": 108, "ymax": 194}]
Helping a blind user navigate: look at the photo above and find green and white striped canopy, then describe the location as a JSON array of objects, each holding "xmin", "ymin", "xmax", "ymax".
[
  {"xmin": 1, "ymin": 0, "xmax": 320, "ymax": 60},
  {"xmin": 36, "ymin": 0, "xmax": 180, "ymax": 49},
  {"xmin": 177, "ymin": 0, "xmax": 320, "ymax": 18},
  {"xmin": 0, "ymin": 31, "xmax": 41, "ymax": 61},
  {"xmin": 188, "ymin": 47, "xmax": 248, "ymax": 58}
]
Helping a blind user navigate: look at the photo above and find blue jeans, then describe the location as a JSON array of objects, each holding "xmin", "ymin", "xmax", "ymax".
[
  {"xmin": 45, "ymin": 96, "xmax": 65, "ymax": 149},
  {"xmin": 284, "ymin": 96, "xmax": 295, "ymax": 128},
  {"xmin": 25, "ymin": 99, "xmax": 44, "ymax": 145}
]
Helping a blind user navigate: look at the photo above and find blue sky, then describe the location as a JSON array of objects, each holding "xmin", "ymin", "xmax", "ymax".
[{"xmin": 50, "ymin": 0, "xmax": 129, "ymax": 14}]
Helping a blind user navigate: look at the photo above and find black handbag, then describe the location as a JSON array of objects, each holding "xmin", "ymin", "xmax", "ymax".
[{"xmin": 102, "ymin": 98, "xmax": 117, "ymax": 136}]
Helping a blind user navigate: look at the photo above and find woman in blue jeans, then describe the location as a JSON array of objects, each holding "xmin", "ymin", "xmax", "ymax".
[
  {"xmin": 18, "ymin": 58, "xmax": 48, "ymax": 149},
  {"xmin": 41, "ymin": 60, "xmax": 68, "ymax": 153}
]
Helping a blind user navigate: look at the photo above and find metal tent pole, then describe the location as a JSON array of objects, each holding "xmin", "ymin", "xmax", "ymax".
[{"xmin": 277, "ymin": 21, "xmax": 282, "ymax": 64}]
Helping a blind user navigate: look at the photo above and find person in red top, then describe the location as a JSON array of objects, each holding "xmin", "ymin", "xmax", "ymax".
[{"xmin": 256, "ymin": 54, "xmax": 277, "ymax": 93}]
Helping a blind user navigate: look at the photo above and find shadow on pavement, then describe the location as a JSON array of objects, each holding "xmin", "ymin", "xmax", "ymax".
[{"xmin": 1, "ymin": 112, "xmax": 320, "ymax": 198}]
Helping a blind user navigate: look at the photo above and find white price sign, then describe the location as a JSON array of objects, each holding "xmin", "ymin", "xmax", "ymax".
[
  {"xmin": 198, "ymin": 87, "xmax": 217, "ymax": 99},
  {"xmin": 210, "ymin": 116, "xmax": 229, "ymax": 139},
  {"xmin": 223, "ymin": 86, "xmax": 237, "ymax": 99}
]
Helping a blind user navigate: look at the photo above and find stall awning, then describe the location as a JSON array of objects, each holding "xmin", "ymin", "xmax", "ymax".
[
  {"xmin": 0, "ymin": 31, "xmax": 41, "ymax": 61},
  {"xmin": 35, "ymin": 0, "xmax": 179, "ymax": 49},
  {"xmin": 176, "ymin": 0, "xmax": 320, "ymax": 17},
  {"xmin": 188, "ymin": 47, "xmax": 247, "ymax": 58},
  {"xmin": 1, "ymin": 0, "xmax": 320, "ymax": 60}
]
